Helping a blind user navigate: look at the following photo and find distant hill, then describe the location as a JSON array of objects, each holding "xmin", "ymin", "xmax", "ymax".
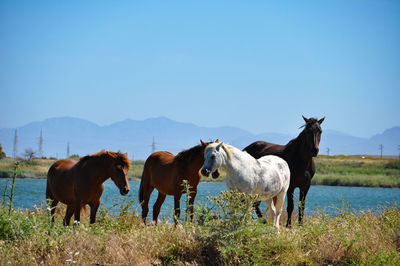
[{"xmin": 0, "ymin": 117, "xmax": 399, "ymax": 159}]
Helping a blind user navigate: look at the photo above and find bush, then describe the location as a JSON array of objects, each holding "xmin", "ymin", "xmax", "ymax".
[{"xmin": 0, "ymin": 144, "xmax": 6, "ymax": 159}]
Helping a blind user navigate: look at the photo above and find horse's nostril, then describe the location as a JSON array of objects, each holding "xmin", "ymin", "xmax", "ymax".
[{"xmin": 201, "ymin": 168, "xmax": 210, "ymax": 177}]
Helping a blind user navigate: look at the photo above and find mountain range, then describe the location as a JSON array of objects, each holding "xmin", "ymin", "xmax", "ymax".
[{"xmin": 0, "ymin": 116, "xmax": 399, "ymax": 159}]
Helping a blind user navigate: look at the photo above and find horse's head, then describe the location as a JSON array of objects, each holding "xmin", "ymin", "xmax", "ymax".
[
  {"xmin": 200, "ymin": 140, "xmax": 221, "ymax": 179},
  {"xmin": 201, "ymin": 142, "xmax": 226, "ymax": 177},
  {"xmin": 110, "ymin": 153, "xmax": 131, "ymax": 196},
  {"xmin": 301, "ymin": 115, "xmax": 325, "ymax": 157}
]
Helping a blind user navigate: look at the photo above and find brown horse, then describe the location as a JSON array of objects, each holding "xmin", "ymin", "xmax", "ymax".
[
  {"xmin": 46, "ymin": 151, "xmax": 131, "ymax": 225},
  {"xmin": 139, "ymin": 140, "xmax": 220, "ymax": 224},
  {"xmin": 244, "ymin": 116, "xmax": 324, "ymax": 227}
]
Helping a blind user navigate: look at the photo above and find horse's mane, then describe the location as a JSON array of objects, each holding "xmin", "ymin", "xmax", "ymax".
[
  {"xmin": 205, "ymin": 142, "xmax": 233, "ymax": 162},
  {"xmin": 175, "ymin": 144, "xmax": 204, "ymax": 164},
  {"xmin": 79, "ymin": 150, "xmax": 131, "ymax": 168},
  {"xmin": 285, "ymin": 117, "xmax": 322, "ymax": 154},
  {"xmin": 299, "ymin": 117, "xmax": 319, "ymax": 129}
]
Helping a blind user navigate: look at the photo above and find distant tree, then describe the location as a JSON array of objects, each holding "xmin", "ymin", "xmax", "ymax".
[
  {"xmin": 0, "ymin": 144, "xmax": 6, "ymax": 159},
  {"xmin": 68, "ymin": 154, "xmax": 80, "ymax": 160},
  {"xmin": 23, "ymin": 148, "xmax": 36, "ymax": 160}
]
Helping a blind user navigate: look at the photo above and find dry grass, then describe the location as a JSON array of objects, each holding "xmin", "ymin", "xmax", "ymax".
[{"xmin": 1, "ymin": 194, "xmax": 399, "ymax": 265}]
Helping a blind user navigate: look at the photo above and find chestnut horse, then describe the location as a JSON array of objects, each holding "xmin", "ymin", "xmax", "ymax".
[
  {"xmin": 244, "ymin": 116, "xmax": 324, "ymax": 227},
  {"xmin": 139, "ymin": 140, "xmax": 220, "ymax": 224},
  {"xmin": 46, "ymin": 151, "xmax": 131, "ymax": 225}
]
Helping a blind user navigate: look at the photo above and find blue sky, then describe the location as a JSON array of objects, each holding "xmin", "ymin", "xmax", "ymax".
[{"xmin": 1, "ymin": 0, "xmax": 399, "ymax": 138}]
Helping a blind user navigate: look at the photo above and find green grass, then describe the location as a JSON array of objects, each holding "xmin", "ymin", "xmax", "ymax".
[
  {"xmin": 0, "ymin": 191, "xmax": 399, "ymax": 265},
  {"xmin": 1, "ymin": 155, "xmax": 399, "ymax": 187},
  {"xmin": 313, "ymin": 156, "xmax": 400, "ymax": 187}
]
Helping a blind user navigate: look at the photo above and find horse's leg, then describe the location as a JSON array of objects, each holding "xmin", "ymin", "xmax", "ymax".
[
  {"xmin": 63, "ymin": 205, "xmax": 74, "ymax": 226},
  {"xmin": 263, "ymin": 196, "xmax": 277, "ymax": 223},
  {"xmin": 141, "ymin": 186, "xmax": 154, "ymax": 224},
  {"xmin": 153, "ymin": 192, "xmax": 166, "ymax": 224},
  {"xmin": 73, "ymin": 199, "xmax": 82, "ymax": 225},
  {"xmin": 265, "ymin": 198, "xmax": 276, "ymax": 226},
  {"xmin": 46, "ymin": 187, "xmax": 58, "ymax": 223},
  {"xmin": 298, "ymin": 184, "xmax": 310, "ymax": 226},
  {"xmin": 89, "ymin": 202, "xmax": 100, "ymax": 224},
  {"xmin": 286, "ymin": 187, "xmax": 295, "ymax": 228},
  {"xmin": 48, "ymin": 199, "xmax": 58, "ymax": 223},
  {"xmin": 274, "ymin": 192, "xmax": 286, "ymax": 230},
  {"xmin": 253, "ymin": 200, "xmax": 263, "ymax": 218},
  {"xmin": 187, "ymin": 189, "xmax": 197, "ymax": 222},
  {"xmin": 173, "ymin": 191, "xmax": 182, "ymax": 224}
]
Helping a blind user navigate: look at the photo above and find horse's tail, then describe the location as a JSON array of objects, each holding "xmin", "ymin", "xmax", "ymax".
[
  {"xmin": 139, "ymin": 171, "xmax": 145, "ymax": 205},
  {"xmin": 139, "ymin": 157, "xmax": 151, "ymax": 205},
  {"xmin": 81, "ymin": 205, "xmax": 89, "ymax": 216}
]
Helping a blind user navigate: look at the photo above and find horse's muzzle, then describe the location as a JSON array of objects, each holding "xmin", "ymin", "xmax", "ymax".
[
  {"xmin": 201, "ymin": 168, "xmax": 210, "ymax": 177},
  {"xmin": 120, "ymin": 187, "xmax": 130, "ymax": 196},
  {"xmin": 312, "ymin": 148, "xmax": 319, "ymax": 157},
  {"xmin": 212, "ymin": 170, "xmax": 220, "ymax": 179}
]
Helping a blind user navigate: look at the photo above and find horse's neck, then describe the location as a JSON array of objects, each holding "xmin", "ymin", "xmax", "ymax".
[
  {"xmin": 84, "ymin": 159, "xmax": 111, "ymax": 184},
  {"xmin": 222, "ymin": 145, "xmax": 258, "ymax": 174},
  {"xmin": 176, "ymin": 152, "xmax": 204, "ymax": 174},
  {"xmin": 285, "ymin": 133, "xmax": 312, "ymax": 164}
]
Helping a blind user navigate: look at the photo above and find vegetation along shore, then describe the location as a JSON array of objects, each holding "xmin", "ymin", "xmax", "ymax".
[
  {"xmin": 0, "ymin": 190, "xmax": 399, "ymax": 265},
  {"xmin": 0, "ymin": 155, "xmax": 399, "ymax": 187}
]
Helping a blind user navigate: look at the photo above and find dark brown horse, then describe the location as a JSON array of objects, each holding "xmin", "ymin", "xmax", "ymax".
[
  {"xmin": 139, "ymin": 140, "xmax": 220, "ymax": 224},
  {"xmin": 244, "ymin": 116, "xmax": 324, "ymax": 227},
  {"xmin": 46, "ymin": 151, "xmax": 131, "ymax": 225}
]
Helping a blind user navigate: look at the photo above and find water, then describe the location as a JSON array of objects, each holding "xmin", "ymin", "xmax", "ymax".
[{"xmin": 1, "ymin": 179, "xmax": 399, "ymax": 221}]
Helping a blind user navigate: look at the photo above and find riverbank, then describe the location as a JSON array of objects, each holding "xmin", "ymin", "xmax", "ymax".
[
  {"xmin": 1, "ymin": 191, "xmax": 399, "ymax": 265},
  {"xmin": 1, "ymin": 155, "xmax": 399, "ymax": 187}
]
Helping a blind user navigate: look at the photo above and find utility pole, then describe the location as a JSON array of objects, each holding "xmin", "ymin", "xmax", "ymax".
[
  {"xmin": 67, "ymin": 142, "xmax": 70, "ymax": 158},
  {"xmin": 398, "ymin": 145, "xmax": 400, "ymax": 160},
  {"xmin": 13, "ymin": 129, "xmax": 18, "ymax": 158},
  {"xmin": 379, "ymin": 144, "xmax": 383, "ymax": 159},
  {"xmin": 151, "ymin": 137, "xmax": 157, "ymax": 154},
  {"xmin": 38, "ymin": 130, "xmax": 44, "ymax": 158},
  {"xmin": 326, "ymin": 147, "xmax": 330, "ymax": 156}
]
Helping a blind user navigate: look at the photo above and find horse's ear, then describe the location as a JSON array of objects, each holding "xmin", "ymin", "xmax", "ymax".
[
  {"xmin": 200, "ymin": 140, "xmax": 207, "ymax": 147},
  {"xmin": 215, "ymin": 139, "xmax": 220, "ymax": 143},
  {"xmin": 216, "ymin": 142, "xmax": 223, "ymax": 151},
  {"xmin": 302, "ymin": 115, "xmax": 309, "ymax": 123},
  {"xmin": 318, "ymin": 117, "xmax": 325, "ymax": 124}
]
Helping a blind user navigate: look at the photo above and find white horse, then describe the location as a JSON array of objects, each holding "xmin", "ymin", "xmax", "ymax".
[{"xmin": 201, "ymin": 142, "xmax": 290, "ymax": 229}]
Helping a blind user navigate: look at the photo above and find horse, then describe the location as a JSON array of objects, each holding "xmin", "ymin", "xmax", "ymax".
[
  {"xmin": 139, "ymin": 140, "xmax": 220, "ymax": 224},
  {"xmin": 243, "ymin": 115, "xmax": 324, "ymax": 227},
  {"xmin": 46, "ymin": 150, "xmax": 131, "ymax": 225},
  {"xmin": 201, "ymin": 142, "xmax": 290, "ymax": 229}
]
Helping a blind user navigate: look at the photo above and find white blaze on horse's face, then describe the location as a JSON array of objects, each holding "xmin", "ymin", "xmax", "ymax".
[{"xmin": 201, "ymin": 143, "xmax": 223, "ymax": 177}]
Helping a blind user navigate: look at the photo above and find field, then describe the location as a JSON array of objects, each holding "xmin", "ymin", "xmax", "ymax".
[
  {"xmin": 1, "ymin": 156, "xmax": 399, "ymax": 265},
  {"xmin": 0, "ymin": 190, "xmax": 399, "ymax": 265},
  {"xmin": 1, "ymin": 155, "xmax": 399, "ymax": 187}
]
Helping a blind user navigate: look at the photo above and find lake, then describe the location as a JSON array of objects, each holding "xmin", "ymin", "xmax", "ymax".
[{"xmin": 1, "ymin": 179, "xmax": 399, "ymax": 221}]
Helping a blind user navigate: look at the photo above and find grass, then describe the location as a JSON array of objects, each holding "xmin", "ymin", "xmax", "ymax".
[
  {"xmin": 0, "ymin": 191, "xmax": 399, "ymax": 265},
  {"xmin": 313, "ymin": 155, "xmax": 400, "ymax": 187},
  {"xmin": 0, "ymin": 155, "xmax": 399, "ymax": 187}
]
